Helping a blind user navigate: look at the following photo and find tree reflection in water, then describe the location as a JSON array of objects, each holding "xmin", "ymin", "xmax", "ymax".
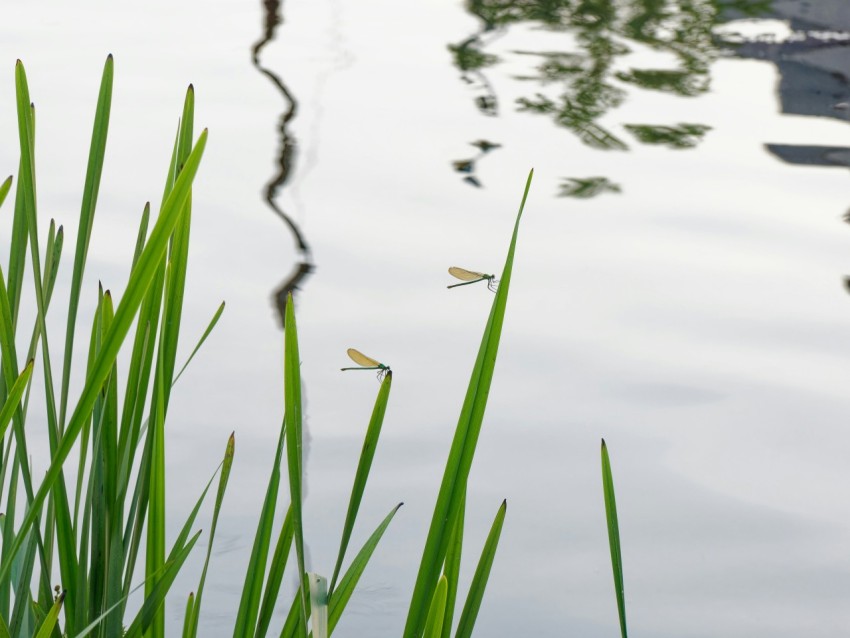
[
  {"xmin": 450, "ymin": 0, "xmax": 772, "ymax": 195},
  {"xmin": 252, "ymin": 0, "xmax": 315, "ymax": 325}
]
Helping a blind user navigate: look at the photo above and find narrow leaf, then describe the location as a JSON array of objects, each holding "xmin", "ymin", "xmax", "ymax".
[
  {"xmin": 329, "ymin": 370, "xmax": 392, "ymax": 595},
  {"xmin": 602, "ymin": 439, "xmax": 627, "ymax": 638},
  {"xmin": 404, "ymin": 170, "xmax": 533, "ymax": 636},
  {"xmin": 454, "ymin": 500, "xmax": 507, "ymax": 638}
]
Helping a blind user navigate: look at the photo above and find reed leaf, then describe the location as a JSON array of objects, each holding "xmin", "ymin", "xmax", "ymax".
[
  {"xmin": 404, "ymin": 169, "xmax": 533, "ymax": 637},
  {"xmin": 440, "ymin": 489, "xmax": 464, "ymax": 638},
  {"xmin": 601, "ymin": 439, "xmax": 627, "ymax": 638},
  {"xmin": 0, "ymin": 361, "xmax": 33, "ymax": 442},
  {"xmin": 454, "ymin": 500, "xmax": 506, "ymax": 638},
  {"xmin": 254, "ymin": 505, "xmax": 294, "ymax": 638},
  {"xmin": 123, "ymin": 530, "xmax": 202, "ymax": 638},
  {"xmin": 423, "ymin": 576, "xmax": 448, "ymax": 638},
  {"xmin": 0, "ymin": 176, "xmax": 11, "ymax": 209},
  {"xmin": 58, "ymin": 53, "xmax": 113, "ymax": 432},
  {"xmin": 186, "ymin": 432, "xmax": 235, "ymax": 637},
  {"xmin": 328, "ymin": 502, "xmax": 403, "ymax": 634},
  {"xmin": 172, "ymin": 300, "xmax": 225, "ymax": 387},
  {"xmin": 33, "ymin": 590, "xmax": 64, "ymax": 638},
  {"xmin": 232, "ymin": 417, "xmax": 285, "ymax": 638},
  {"xmin": 283, "ymin": 292, "xmax": 308, "ymax": 631},
  {"xmin": 329, "ymin": 370, "xmax": 392, "ymax": 595}
]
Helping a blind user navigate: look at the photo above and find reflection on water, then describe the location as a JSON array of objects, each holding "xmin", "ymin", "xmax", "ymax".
[
  {"xmin": 724, "ymin": 1, "xmax": 850, "ymax": 168},
  {"xmin": 251, "ymin": 0, "xmax": 314, "ymax": 324},
  {"xmin": 452, "ymin": 139, "xmax": 502, "ymax": 187},
  {"xmin": 558, "ymin": 175, "xmax": 620, "ymax": 198},
  {"xmin": 450, "ymin": 0, "xmax": 775, "ymax": 195}
]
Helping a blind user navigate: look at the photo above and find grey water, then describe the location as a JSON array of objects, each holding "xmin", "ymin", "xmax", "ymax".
[{"xmin": 2, "ymin": 1, "xmax": 850, "ymax": 636}]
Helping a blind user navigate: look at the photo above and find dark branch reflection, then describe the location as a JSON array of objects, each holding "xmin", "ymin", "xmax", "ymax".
[{"xmin": 252, "ymin": 0, "xmax": 314, "ymax": 325}]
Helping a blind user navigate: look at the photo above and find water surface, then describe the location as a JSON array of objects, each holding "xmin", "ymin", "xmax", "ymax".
[{"xmin": 2, "ymin": 1, "xmax": 850, "ymax": 636}]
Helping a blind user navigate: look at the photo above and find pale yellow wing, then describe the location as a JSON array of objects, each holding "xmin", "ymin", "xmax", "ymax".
[
  {"xmin": 448, "ymin": 266, "xmax": 488, "ymax": 281},
  {"xmin": 347, "ymin": 348, "xmax": 381, "ymax": 367}
]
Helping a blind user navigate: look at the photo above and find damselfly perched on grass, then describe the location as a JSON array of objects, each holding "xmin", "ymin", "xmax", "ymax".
[
  {"xmin": 447, "ymin": 266, "xmax": 498, "ymax": 292},
  {"xmin": 341, "ymin": 348, "xmax": 392, "ymax": 380}
]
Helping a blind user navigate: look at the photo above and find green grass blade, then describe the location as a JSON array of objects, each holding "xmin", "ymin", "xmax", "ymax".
[
  {"xmin": 454, "ymin": 500, "xmax": 506, "ymax": 638},
  {"xmin": 0, "ymin": 127, "xmax": 208, "ymax": 585},
  {"xmin": 33, "ymin": 590, "xmax": 64, "ymax": 638},
  {"xmin": 187, "ymin": 432, "xmax": 235, "ymax": 637},
  {"xmin": 0, "ymin": 361, "xmax": 33, "ymax": 442},
  {"xmin": 42, "ymin": 222, "xmax": 63, "ymax": 308},
  {"xmin": 146, "ymin": 341, "xmax": 168, "ymax": 638},
  {"xmin": 74, "ymin": 575, "xmax": 149, "ymax": 638},
  {"xmin": 13, "ymin": 62, "xmax": 77, "ymax": 629},
  {"xmin": 0, "ymin": 611, "xmax": 9, "ymax": 638},
  {"xmin": 0, "ymin": 176, "xmax": 11, "ymax": 209},
  {"xmin": 279, "ymin": 585, "xmax": 311, "ymax": 638},
  {"xmin": 172, "ymin": 300, "xmax": 225, "ymax": 387},
  {"xmin": 329, "ymin": 370, "xmax": 392, "ymax": 596},
  {"xmin": 283, "ymin": 292, "xmax": 308, "ymax": 631},
  {"xmin": 440, "ymin": 489, "xmax": 465, "ymax": 638},
  {"xmin": 254, "ymin": 505, "xmax": 294, "ymax": 638},
  {"xmin": 9, "ymin": 528, "xmax": 38, "ymax": 636},
  {"xmin": 123, "ymin": 530, "xmax": 202, "ymax": 638},
  {"xmin": 601, "ymin": 439, "xmax": 627, "ymax": 638},
  {"xmin": 328, "ymin": 503, "xmax": 402, "ymax": 634},
  {"xmin": 404, "ymin": 169, "xmax": 533, "ymax": 637},
  {"xmin": 182, "ymin": 592, "xmax": 195, "ymax": 638},
  {"xmin": 308, "ymin": 574, "xmax": 329, "ymax": 638},
  {"xmin": 132, "ymin": 202, "xmax": 151, "ymax": 269},
  {"xmin": 232, "ymin": 418, "xmax": 285, "ymax": 638},
  {"xmin": 423, "ymin": 575, "xmax": 447, "ymax": 638},
  {"xmin": 160, "ymin": 85, "xmax": 195, "ymax": 407},
  {"xmin": 58, "ymin": 53, "xmax": 113, "ymax": 431}
]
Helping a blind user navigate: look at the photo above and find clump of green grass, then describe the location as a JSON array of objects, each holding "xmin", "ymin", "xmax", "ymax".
[{"xmin": 2, "ymin": 56, "xmax": 628, "ymax": 638}]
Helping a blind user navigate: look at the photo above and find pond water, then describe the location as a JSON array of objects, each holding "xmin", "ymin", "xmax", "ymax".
[{"xmin": 2, "ymin": 1, "xmax": 850, "ymax": 636}]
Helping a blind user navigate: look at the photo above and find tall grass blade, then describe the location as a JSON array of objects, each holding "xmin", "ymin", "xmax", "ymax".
[
  {"xmin": 182, "ymin": 593, "xmax": 195, "ymax": 638},
  {"xmin": 254, "ymin": 505, "xmax": 294, "ymax": 638},
  {"xmin": 123, "ymin": 530, "xmax": 202, "ymax": 638},
  {"xmin": 58, "ymin": 53, "xmax": 113, "ymax": 431},
  {"xmin": 328, "ymin": 502, "xmax": 402, "ymax": 634},
  {"xmin": 454, "ymin": 500, "xmax": 506, "ymax": 638},
  {"xmin": 0, "ymin": 361, "xmax": 33, "ymax": 442},
  {"xmin": 601, "ymin": 439, "xmax": 627, "ymax": 638},
  {"xmin": 33, "ymin": 590, "xmax": 64, "ymax": 638},
  {"xmin": 172, "ymin": 300, "xmax": 225, "ymax": 386},
  {"xmin": 13, "ymin": 61, "xmax": 78, "ymax": 630},
  {"xmin": 440, "ymin": 489, "xmax": 464, "ymax": 638},
  {"xmin": 404, "ymin": 169, "xmax": 533, "ymax": 637},
  {"xmin": 0, "ymin": 176, "xmax": 11, "ymax": 209},
  {"xmin": 186, "ymin": 432, "xmax": 235, "ymax": 637},
  {"xmin": 283, "ymin": 292, "xmax": 308, "ymax": 631},
  {"xmin": 308, "ymin": 574, "xmax": 328, "ymax": 638},
  {"xmin": 232, "ymin": 417, "xmax": 285, "ymax": 638},
  {"xmin": 328, "ymin": 370, "xmax": 392, "ymax": 596},
  {"xmin": 423, "ymin": 576, "xmax": 447, "ymax": 638}
]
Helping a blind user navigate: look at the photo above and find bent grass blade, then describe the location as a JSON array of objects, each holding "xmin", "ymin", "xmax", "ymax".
[
  {"xmin": 341, "ymin": 348, "xmax": 391, "ymax": 380},
  {"xmin": 447, "ymin": 267, "xmax": 497, "ymax": 292}
]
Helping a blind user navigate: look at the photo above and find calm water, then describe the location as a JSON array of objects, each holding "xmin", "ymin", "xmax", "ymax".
[{"xmin": 2, "ymin": 1, "xmax": 850, "ymax": 636}]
